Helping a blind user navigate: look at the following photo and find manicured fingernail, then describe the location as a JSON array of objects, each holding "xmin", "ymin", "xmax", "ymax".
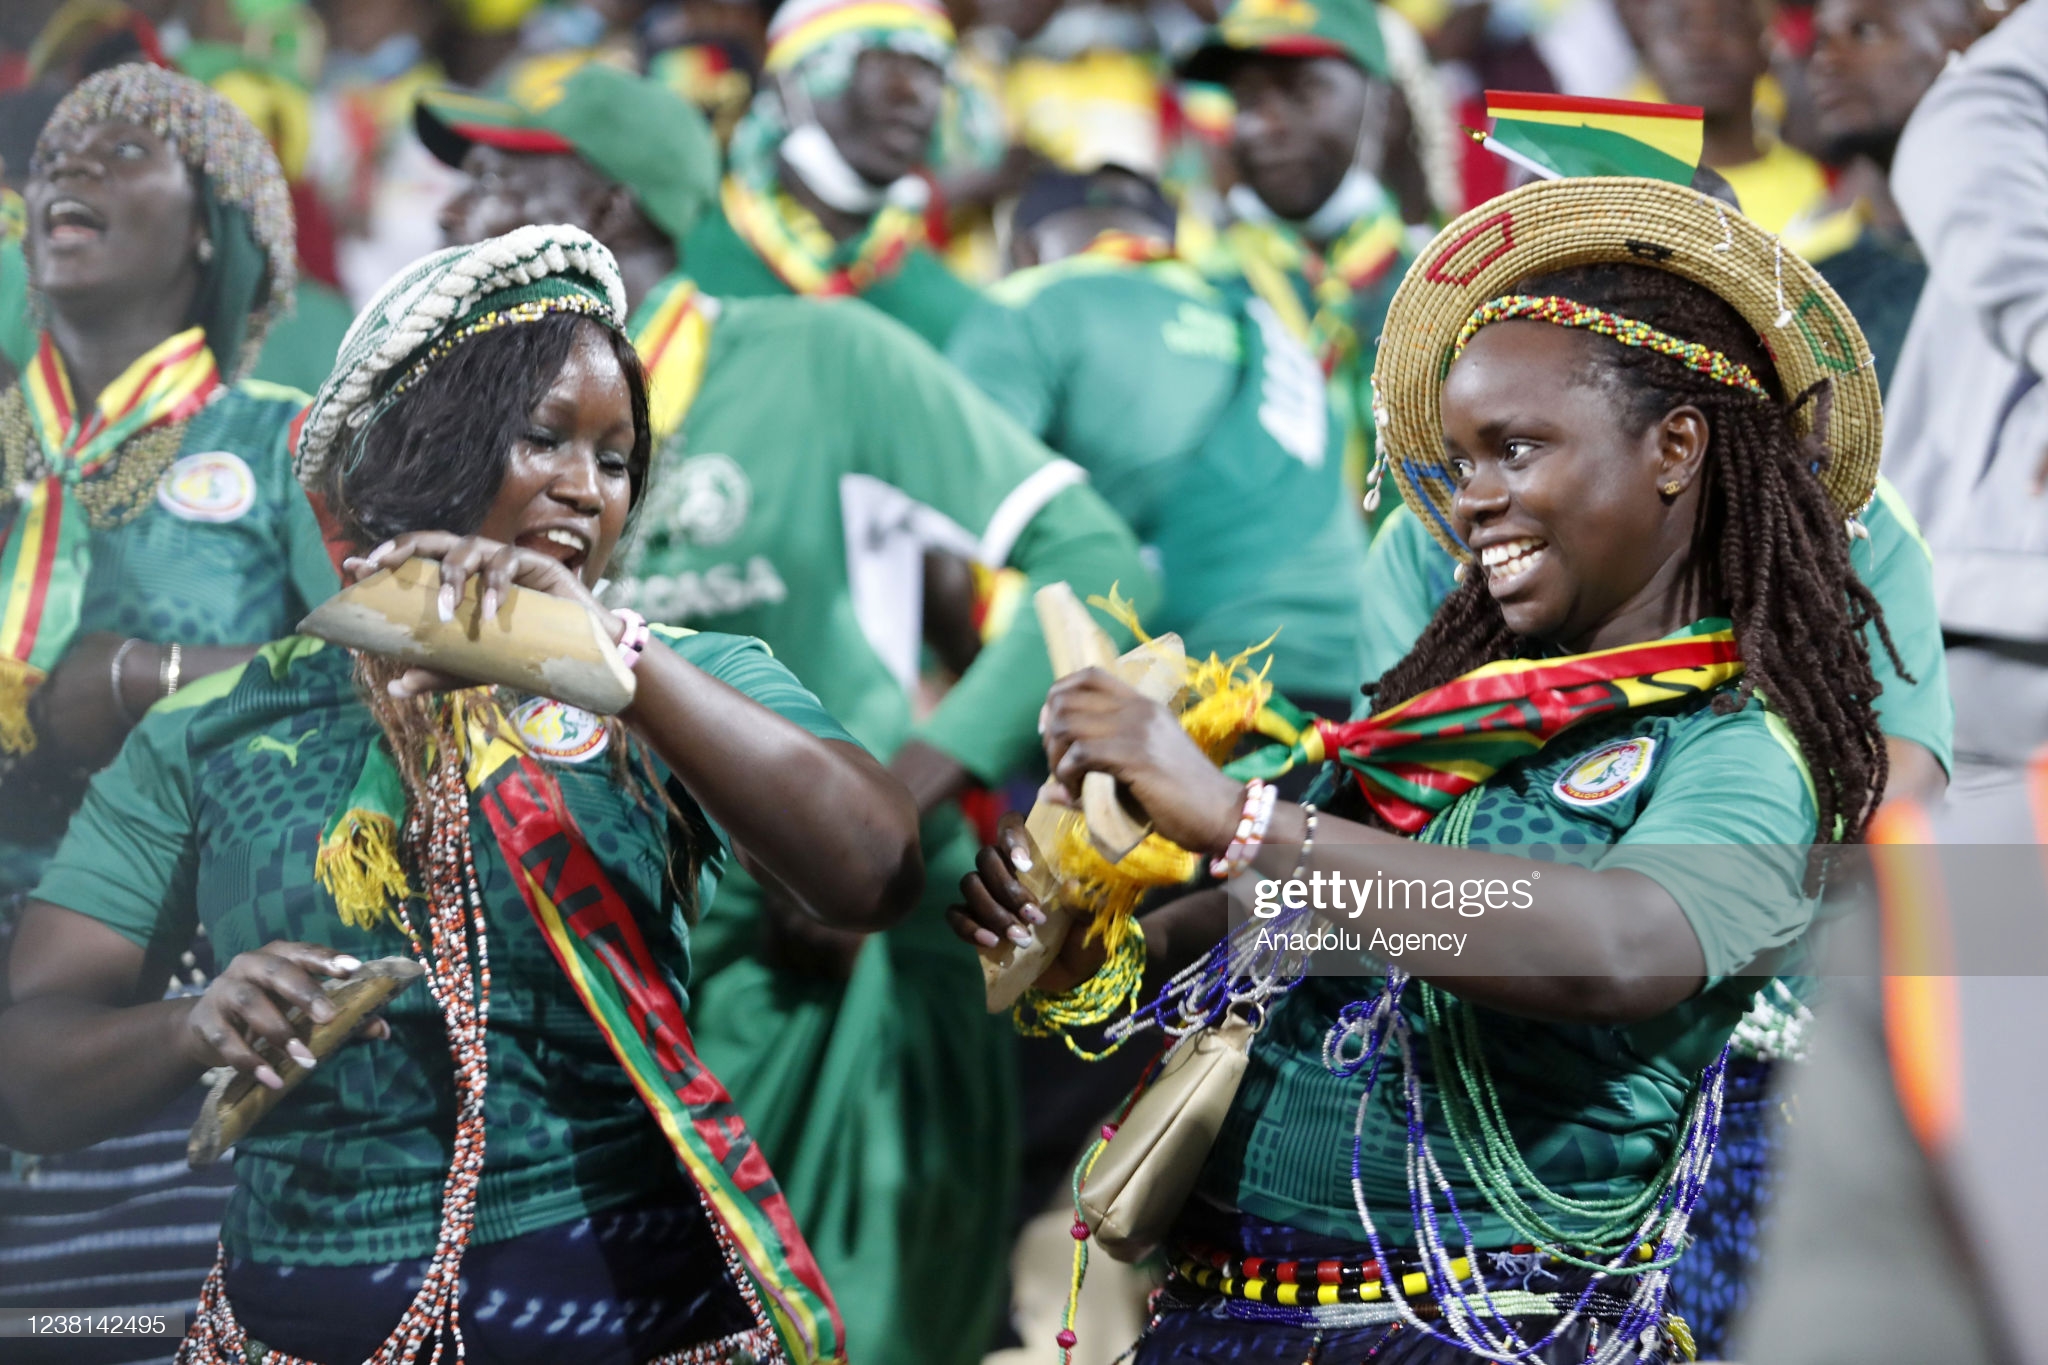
[
  {"xmin": 387, "ymin": 679, "xmax": 407, "ymax": 696},
  {"xmin": 1007, "ymin": 924, "xmax": 1034, "ymax": 946},
  {"xmin": 370, "ymin": 541, "xmax": 394, "ymax": 560},
  {"xmin": 1009, "ymin": 846, "xmax": 1034, "ymax": 874},
  {"xmin": 332, "ymin": 955, "xmax": 361, "ymax": 973},
  {"xmin": 286, "ymin": 1040, "xmax": 318, "ymax": 1069},
  {"xmin": 1021, "ymin": 903, "xmax": 1046, "ymax": 925},
  {"xmin": 308, "ymin": 997, "xmax": 336, "ymax": 1024},
  {"xmin": 254, "ymin": 1065, "xmax": 284, "ymax": 1091},
  {"xmin": 481, "ymin": 589, "xmax": 499, "ymax": 622},
  {"xmin": 437, "ymin": 583, "xmax": 456, "ymax": 622},
  {"xmin": 1037, "ymin": 706, "xmax": 1049, "ymax": 736},
  {"xmin": 973, "ymin": 928, "xmax": 1000, "ymax": 948}
]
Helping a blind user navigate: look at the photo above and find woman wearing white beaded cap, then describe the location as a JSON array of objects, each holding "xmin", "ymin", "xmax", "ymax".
[{"xmin": 0, "ymin": 225, "xmax": 914, "ymax": 1365}]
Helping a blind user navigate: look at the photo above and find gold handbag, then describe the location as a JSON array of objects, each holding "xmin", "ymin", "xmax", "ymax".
[{"xmin": 1077, "ymin": 1015, "xmax": 1256, "ymax": 1262}]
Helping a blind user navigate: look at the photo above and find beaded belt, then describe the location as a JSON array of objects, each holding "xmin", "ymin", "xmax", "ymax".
[{"xmin": 1166, "ymin": 1241, "xmax": 1682, "ymax": 1346}]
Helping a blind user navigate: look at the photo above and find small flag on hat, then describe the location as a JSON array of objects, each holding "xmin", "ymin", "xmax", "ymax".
[{"xmin": 1472, "ymin": 92, "xmax": 1705, "ymax": 186}]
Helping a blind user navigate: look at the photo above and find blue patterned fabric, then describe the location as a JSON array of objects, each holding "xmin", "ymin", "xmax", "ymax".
[{"xmin": 1663, "ymin": 1056, "xmax": 1781, "ymax": 1359}]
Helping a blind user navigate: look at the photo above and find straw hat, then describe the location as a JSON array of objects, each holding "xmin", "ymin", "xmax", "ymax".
[{"xmin": 1370, "ymin": 175, "xmax": 1881, "ymax": 559}]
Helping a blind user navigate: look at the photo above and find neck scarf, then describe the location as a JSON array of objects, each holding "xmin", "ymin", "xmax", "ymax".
[
  {"xmin": 1230, "ymin": 621, "xmax": 1743, "ymax": 833},
  {"xmin": 1226, "ymin": 190, "xmax": 1406, "ymax": 378},
  {"xmin": 721, "ymin": 173, "xmax": 926, "ymax": 299},
  {"xmin": 0, "ymin": 327, "xmax": 219, "ymax": 752},
  {"xmin": 630, "ymin": 275, "xmax": 715, "ymax": 443}
]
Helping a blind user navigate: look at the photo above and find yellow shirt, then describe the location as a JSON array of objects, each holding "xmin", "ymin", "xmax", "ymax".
[{"xmin": 1717, "ymin": 137, "xmax": 1831, "ymax": 238}]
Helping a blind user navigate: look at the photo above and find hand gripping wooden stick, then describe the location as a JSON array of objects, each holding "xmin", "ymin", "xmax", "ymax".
[
  {"xmin": 187, "ymin": 957, "xmax": 425, "ymax": 1168},
  {"xmin": 980, "ymin": 585, "xmax": 1186, "ymax": 1012},
  {"xmin": 298, "ymin": 559, "xmax": 636, "ymax": 714}
]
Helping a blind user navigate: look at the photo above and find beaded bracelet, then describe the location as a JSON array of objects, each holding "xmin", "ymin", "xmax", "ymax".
[
  {"xmin": 611, "ymin": 608, "xmax": 652, "ymax": 669},
  {"xmin": 1286, "ymin": 802, "xmax": 1319, "ymax": 883},
  {"xmin": 1209, "ymin": 778, "xmax": 1278, "ymax": 881}
]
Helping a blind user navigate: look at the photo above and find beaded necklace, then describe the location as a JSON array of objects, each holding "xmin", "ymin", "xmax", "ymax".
[
  {"xmin": 0, "ymin": 384, "xmax": 194, "ymax": 530},
  {"xmin": 182, "ymin": 700, "xmax": 495, "ymax": 1365}
]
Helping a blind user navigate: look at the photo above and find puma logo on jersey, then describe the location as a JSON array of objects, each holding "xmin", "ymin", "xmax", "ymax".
[{"xmin": 247, "ymin": 729, "xmax": 318, "ymax": 766}]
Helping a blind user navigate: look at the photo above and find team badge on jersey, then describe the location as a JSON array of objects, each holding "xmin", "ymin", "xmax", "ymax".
[
  {"xmin": 665, "ymin": 453, "xmax": 751, "ymax": 546},
  {"xmin": 1553, "ymin": 736, "xmax": 1656, "ymax": 807},
  {"xmin": 157, "ymin": 451, "xmax": 256, "ymax": 523},
  {"xmin": 510, "ymin": 697, "xmax": 611, "ymax": 764}
]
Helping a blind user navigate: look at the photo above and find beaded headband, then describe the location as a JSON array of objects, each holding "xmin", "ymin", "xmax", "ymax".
[
  {"xmin": 342, "ymin": 290, "xmax": 617, "ymax": 478},
  {"xmin": 1451, "ymin": 295, "xmax": 1771, "ymax": 400}
]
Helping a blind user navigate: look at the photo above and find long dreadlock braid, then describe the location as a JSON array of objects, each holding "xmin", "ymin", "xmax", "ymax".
[{"xmin": 1365, "ymin": 262, "xmax": 1898, "ymax": 850}]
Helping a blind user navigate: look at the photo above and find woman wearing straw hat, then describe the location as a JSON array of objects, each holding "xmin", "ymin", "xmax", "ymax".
[
  {"xmin": 951, "ymin": 173, "xmax": 1897, "ymax": 1361},
  {"xmin": 0, "ymin": 225, "xmax": 918, "ymax": 1365}
]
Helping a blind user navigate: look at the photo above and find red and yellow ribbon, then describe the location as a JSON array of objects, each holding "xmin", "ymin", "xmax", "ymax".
[
  {"xmin": 0, "ymin": 327, "xmax": 218, "ymax": 751},
  {"xmin": 630, "ymin": 275, "xmax": 714, "ymax": 442}
]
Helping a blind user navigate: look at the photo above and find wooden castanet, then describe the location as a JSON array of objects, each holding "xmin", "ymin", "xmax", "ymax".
[
  {"xmin": 187, "ymin": 957, "xmax": 425, "ymax": 1168},
  {"xmin": 298, "ymin": 559, "xmax": 636, "ymax": 714},
  {"xmin": 981, "ymin": 585, "xmax": 1186, "ymax": 1012}
]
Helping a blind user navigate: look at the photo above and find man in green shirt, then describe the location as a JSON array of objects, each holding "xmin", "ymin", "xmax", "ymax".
[
  {"xmin": 421, "ymin": 63, "xmax": 1155, "ymax": 1365},
  {"xmin": 679, "ymin": 0, "xmax": 981, "ymax": 350},
  {"xmin": 1181, "ymin": 0, "xmax": 1413, "ymax": 503},
  {"xmin": 948, "ymin": 167, "xmax": 1369, "ymax": 716}
]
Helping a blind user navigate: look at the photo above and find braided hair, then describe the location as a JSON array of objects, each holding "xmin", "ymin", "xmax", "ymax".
[{"xmin": 1365, "ymin": 261, "xmax": 1900, "ymax": 849}]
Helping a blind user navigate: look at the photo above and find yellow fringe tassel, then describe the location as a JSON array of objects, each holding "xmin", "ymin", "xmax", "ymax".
[
  {"xmin": 315, "ymin": 814, "xmax": 413, "ymax": 932},
  {"xmin": 0, "ymin": 659, "xmax": 45, "ymax": 756}
]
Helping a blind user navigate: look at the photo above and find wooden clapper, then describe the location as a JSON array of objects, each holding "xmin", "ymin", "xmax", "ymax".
[{"xmin": 979, "ymin": 584, "xmax": 1187, "ymax": 1012}]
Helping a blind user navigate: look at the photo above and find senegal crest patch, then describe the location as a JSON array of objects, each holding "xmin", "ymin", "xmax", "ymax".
[
  {"xmin": 158, "ymin": 451, "xmax": 256, "ymax": 523},
  {"xmin": 1554, "ymin": 736, "xmax": 1656, "ymax": 808},
  {"xmin": 511, "ymin": 697, "xmax": 610, "ymax": 764}
]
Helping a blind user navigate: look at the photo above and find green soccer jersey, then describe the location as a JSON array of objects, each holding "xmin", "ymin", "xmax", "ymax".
[
  {"xmin": 0, "ymin": 239, "xmax": 27, "ymax": 378},
  {"xmin": 247, "ymin": 279, "xmax": 356, "ymax": 396},
  {"xmin": 1207, "ymin": 196, "xmax": 1413, "ymax": 505},
  {"xmin": 1203, "ymin": 651, "xmax": 1820, "ymax": 1246},
  {"xmin": 0, "ymin": 381, "xmax": 341, "ymax": 893},
  {"xmin": 682, "ymin": 202, "xmax": 983, "ymax": 351},
  {"xmin": 611, "ymin": 279, "xmax": 1152, "ymax": 1365},
  {"xmin": 1354, "ymin": 481, "xmax": 1955, "ymax": 771},
  {"xmin": 946, "ymin": 250, "xmax": 1369, "ymax": 702},
  {"xmin": 33, "ymin": 630, "xmax": 853, "ymax": 1266}
]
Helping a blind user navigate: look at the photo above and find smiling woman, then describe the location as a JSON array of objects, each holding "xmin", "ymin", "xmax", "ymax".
[
  {"xmin": 950, "ymin": 176, "xmax": 1894, "ymax": 1363},
  {"xmin": 0, "ymin": 226, "xmax": 920, "ymax": 1365}
]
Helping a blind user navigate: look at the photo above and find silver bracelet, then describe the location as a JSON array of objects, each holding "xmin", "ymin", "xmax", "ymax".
[
  {"xmin": 1286, "ymin": 802, "xmax": 1319, "ymax": 882},
  {"xmin": 109, "ymin": 637, "xmax": 146, "ymax": 726},
  {"xmin": 158, "ymin": 641, "xmax": 183, "ymax": 699}
]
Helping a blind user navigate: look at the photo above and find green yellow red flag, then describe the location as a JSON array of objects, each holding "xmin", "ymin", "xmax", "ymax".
[{"xmin": 1478, "ymin": 91, "xmax": 1704, "ymax": 186}]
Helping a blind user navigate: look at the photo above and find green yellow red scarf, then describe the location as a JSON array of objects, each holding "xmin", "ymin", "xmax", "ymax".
[
  {"xmin": 721, "ymin": 173, "xmax": 924, "ymax": 299},
  {"xmin": 315, "ymin": 698, "xmax": 847, "ymax": 1363},
  {"xmin": 1230, "ymin": 621, "xmax": 1743, "ymax": 833},
  {"xmin": 1227, "ymin": 205, "xmax": 1405, "ymax": 378},
  {"xmin": 0, "ymin": 327, "xmax": 218, "ymax": 751},
  {"xmin": 630, "ymin": 274, "xmax": 714, "ymax": 443}
]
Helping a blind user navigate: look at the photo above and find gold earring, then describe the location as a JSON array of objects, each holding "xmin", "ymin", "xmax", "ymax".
[{"xmin": 1661, "ymin": 480, "xmax": 1684, "ymax": 496}]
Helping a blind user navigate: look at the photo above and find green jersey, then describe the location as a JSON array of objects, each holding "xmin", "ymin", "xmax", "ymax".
[
  {"xmin": 1355, "ymin": 481, "xmax": 1955, "ymax": 771},
  {"xmin": 682, "ymin": 196, "xmax": 982, "ymax": 351},
  {"xmin": 1207, "ymin": 190, "xmax": 1413, "ymax": 503},
  {"xmin": 0, "ymin": 239, "xmax": 27, "ymax": 378},
  {"xmin": 0, "ymin": 381, "xmax": 340, "ymax": 892},
  {"xmin": 247, "ymin": 279, "xmax": 356, "ymax": 396},
  {"xmin": 34, "ymin": 630, "xmax": 852, "ymax": 1265},
  {"xmin": 947, "ymin": 248, "xmax": 1369, "ymax": 701},
  {"xmin": 1204, "ymin": 663, "xmax": 1820, "ymax": 1245},
  {"xmin": 613, "ymin": 277, "xmax": 1153, "ymax": 1365}
]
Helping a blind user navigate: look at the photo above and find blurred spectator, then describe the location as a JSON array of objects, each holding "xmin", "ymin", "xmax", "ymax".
[
  {"xmin": 1182, "ymin": 0, "xmax": 1410, "ymax": 503},
  {"xmin": 1883, "ymin": 0, "xmax": 2048, "ymax": 847},
  {"xmin": 305, "ymin": 0, "xmax": 462, "ymax": 306},
  {"xmin": 682, "ymin": 0, "xmax": 984, "ymax": 348},
  {"xmin": 1799, "ymin": 0, "xmax": 1986, "ymax": 392},
  {"xmin": 1628, "ymin": 0, "xmax": 1830, "ymax": 233}
]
